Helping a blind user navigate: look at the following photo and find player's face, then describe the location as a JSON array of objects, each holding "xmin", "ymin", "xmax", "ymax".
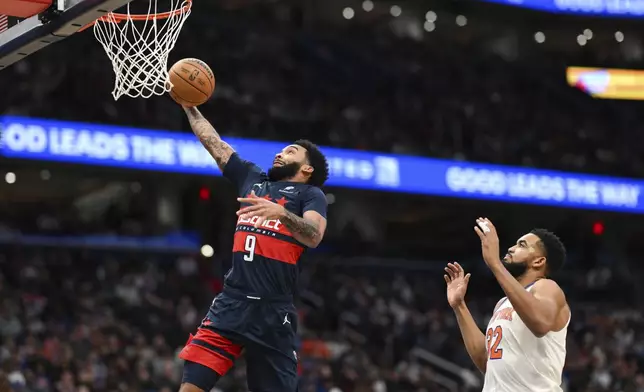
[
  {"xmin": 273, "ymin": 145, "xmax": 308, "ymax": 168},
  {"xmin": 503, "ymin": 233, "xmax": 544, "ymax": 278},
  {"xmin": 268, "ymin": 145, "xmax": 313, "ymax": 182}
]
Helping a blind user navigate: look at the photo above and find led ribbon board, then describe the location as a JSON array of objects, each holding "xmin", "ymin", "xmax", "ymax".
[
  {"xmin": 1, "ymin": 116, "xmax": 643, "ymax": 213},
  {"xmin": 479, "ymin": 0, "xmax": 644, "ymax": 17}
]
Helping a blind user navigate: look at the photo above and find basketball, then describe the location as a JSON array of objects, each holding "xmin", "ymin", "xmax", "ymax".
[{"xmin": 168, "ymin": 58, "xmax": 216, "ymax": 107}]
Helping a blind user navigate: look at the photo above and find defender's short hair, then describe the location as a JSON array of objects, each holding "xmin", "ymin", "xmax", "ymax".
[
  {"xmin": 530, "ymin": 228, "xmax": 566, "ymax": 275},
  {"xmin": 294, "ymin": 139, "xmax": 329, "ymax": 187}
]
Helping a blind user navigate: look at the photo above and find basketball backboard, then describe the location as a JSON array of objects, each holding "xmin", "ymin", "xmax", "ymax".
[{"xmin": 0, "ymin": 0, "xmax": 133, "ymax": 70}]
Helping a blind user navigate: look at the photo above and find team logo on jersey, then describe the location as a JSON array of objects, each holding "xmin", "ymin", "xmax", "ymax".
[
  {"xmin": 293, "ymin": 350, "xmax": 298, "ymax": 362},
  {"xmin": 279, "ymin": 186, "xmax": 296, "ymax": 194},
  {"xmin": 491, "ymin": 307, "xmax": 514, "ymax": 322},
  {"xmin": 283, "ymin": 314, "xmax": 291, "ymax": 325}
]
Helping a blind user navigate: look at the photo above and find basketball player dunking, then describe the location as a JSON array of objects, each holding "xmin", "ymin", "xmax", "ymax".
[{"xmin": 445, "ymin": 218, "xmax": 570, "ymax": 392}]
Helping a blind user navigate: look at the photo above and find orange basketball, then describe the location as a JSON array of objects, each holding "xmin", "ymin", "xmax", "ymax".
[{"xmin": 168, "ymin": 58, "xmax": 216, "ymax": 107}]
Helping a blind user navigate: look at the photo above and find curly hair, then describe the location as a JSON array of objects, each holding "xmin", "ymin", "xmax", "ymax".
[
  {"xmin": 294, "ymin": 139, "xmax": 329, "ymax": 187},
  {"xmin": 530, "ymin": 228, "xmax": 567, "ymax": 276}
]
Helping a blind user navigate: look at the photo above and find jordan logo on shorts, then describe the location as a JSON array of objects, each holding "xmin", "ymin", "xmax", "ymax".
[{"xmin": 283, "ymin": 314, "xmax": 291, "ymax": 325}]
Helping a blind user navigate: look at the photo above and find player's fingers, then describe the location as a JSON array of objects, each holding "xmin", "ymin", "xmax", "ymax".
[
  {"xmin": 447, "ymin": 263, "xmax": 461, "ymax": 277},
  {"xmin": 444, "ymin": 274, "xmax": 451, "ymax": 284},
  {"xmin": 239, "ymin": 207, "xmax": 268, "ymax": 220},
  {"xmin": 474, "ymin": 226, "xmax": 484, "ymax": 239},
  {"xmin": 237, "ymin": 197, "xmax": 262, "ymax": 204},
  {"xmin": 454, "ymin": 262, "xmax": 464, "ymax": 273},
  {"xmin": 237, "ymin": 205, "xmax": 264, "ymax": 215},
  {"xmin": 464, "ymin": 273, "xmax": 471, "ymax": 284},
  {"xmin": 254, "ymin": 216, "xmax": 267, "ymax": 228},
  {"xmin": 444, "ymin": 267, "xmax": 455, "ymax": 280},
  {"xmin": 476, "ymin": 219, "xmax": 491, "ymax": 233}
]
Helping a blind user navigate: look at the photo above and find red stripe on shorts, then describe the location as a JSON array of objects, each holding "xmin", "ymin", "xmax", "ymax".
[
  {"xmin": 179, "ymin": 343, "xmax": 234, "ymax": 376},
  {"xmin": 193, "ymin": 327, "xmax": 242, "ymax": 358},
  {"xmin": 179, "ymin": 330, "xmax": 242, "ymax": 376}
]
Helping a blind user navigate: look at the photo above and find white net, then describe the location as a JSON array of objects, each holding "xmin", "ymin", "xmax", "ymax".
[{"xmin": 93, "ymin": 0, "xmax": 192, "ymax": 100}]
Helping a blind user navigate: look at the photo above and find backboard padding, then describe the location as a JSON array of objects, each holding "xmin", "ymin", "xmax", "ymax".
[{"xmin": 0, "ymin": 0, "xmax": 132, "ymax": 70}]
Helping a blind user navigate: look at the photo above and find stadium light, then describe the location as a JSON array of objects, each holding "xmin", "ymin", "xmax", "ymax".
[
  {"xmin": 424, "ymin": 21, "xmax": 436, "ymax": 32},
  {"xmin": 362, "ymin": 0, "xmax": 374, "ymax": 12},
  {"xmin": 583, "ymin": 29, "xmax": 593, "ymax": 39},
  {"xmin": 343, "ymin": 7, "xmax": 355, "ymax": 19},
  {"xmin": 456, "ymin": 15, "xmax": 467, "ymax": 26},
  {"xmin": 534, "ymin": 32, "xmax": 545, "ymax": 43},
  {"xmin": 40, "ymin": 170, "xmax": 51, "ymax": 180},
  {"xmin": 390, "ymin": 5, "xmax": 402, "ymax": 17},
  {"xmin": 426, "ymin": 11, "xmax": 437, "ymax": 22},
  {"xmin": 5, "ymin": 172, "xmax": 15, "ymax": 184},
  {"xmin": 577, "ymin": 35, "xmax": 587, "ymax": 46},
  {"xmin": 201, "ymin": 244, "xmax": 214, "ymax": 258},
  {"xmin": 615, "ymin": 31, "xmax": 624, "ymax": 42}
]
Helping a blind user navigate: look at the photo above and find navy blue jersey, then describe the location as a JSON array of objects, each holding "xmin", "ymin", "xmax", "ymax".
[{"xmin": 222, "ymin": 153, "xmax": 327, "ymax": 298}]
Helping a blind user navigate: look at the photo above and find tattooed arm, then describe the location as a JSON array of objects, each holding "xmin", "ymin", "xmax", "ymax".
[
  {"xmin": 237, "ymin": 190, "xmax": 328, "ymax": 248},
  {"xmin": 184, "ymin": 106, "xmax": 234, "ymax": 171},
  {"xmin": 280, "ymin": 210, "xmax": 327, "ymax": 248}
]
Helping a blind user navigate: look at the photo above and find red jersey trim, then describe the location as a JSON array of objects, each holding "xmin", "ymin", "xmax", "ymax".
[{"xmin": 233, "ymin": 231, "xmax": 304, "ymax": 265}]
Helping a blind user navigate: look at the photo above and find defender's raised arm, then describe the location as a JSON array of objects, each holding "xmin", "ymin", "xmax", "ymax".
[{"xmin": 445, "ymin": 262, "xmax": 488, "ymax": 373}]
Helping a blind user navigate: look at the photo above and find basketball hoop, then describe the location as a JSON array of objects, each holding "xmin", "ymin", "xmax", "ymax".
[{"xmin": 87, "ymin": 0, "xmax": 192, "ymax": 100}]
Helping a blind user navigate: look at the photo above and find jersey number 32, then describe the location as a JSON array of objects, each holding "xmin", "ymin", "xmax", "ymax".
[{"xmin": 486, "ymin": 326, "xmax": 503, "ymax": 360}]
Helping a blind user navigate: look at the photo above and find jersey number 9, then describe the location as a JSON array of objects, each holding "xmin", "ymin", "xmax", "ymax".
[{"xmin": 244, "ymin": 235, "xmax": 257, "ymax": 262}]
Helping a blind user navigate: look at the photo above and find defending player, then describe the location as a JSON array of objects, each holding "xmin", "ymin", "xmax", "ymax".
[
  {"xmin": 445, "ymin": 218, "xmax": 570, "ymax": 392},
  {"xmin": 177, "ymin": 107, "xmax": 329, "ymax": 392}
]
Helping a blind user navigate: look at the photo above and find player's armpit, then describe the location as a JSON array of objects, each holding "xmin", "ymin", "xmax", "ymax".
[
  {"xmin": 531, "ymin": 279, "xmax": 568, "ymax": 334},
  {"xmin": 184, "ymin": 106, "xmax": 234, "ymax": 171},
  {"xmin": 490, "ymin": 262, "xmax": 567, "ymax": 338},
  {"xmin": 280, "ymin": 210, "xmax": 326, "ymax": 248}
]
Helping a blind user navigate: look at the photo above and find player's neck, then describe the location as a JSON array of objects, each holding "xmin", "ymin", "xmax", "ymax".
[
  {"xmin": 282, "ymin": 174, "xmax": 307, "ymax": 184},
  {"xmin": 517, "ymin": 273, "xmax": 543, "ymax": 287}
]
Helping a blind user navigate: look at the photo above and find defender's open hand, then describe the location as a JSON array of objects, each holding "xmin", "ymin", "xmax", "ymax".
[
  {"xmin": 474, "ymin": 217, "xmax": 502, "ymax": 269},
  {"xmin": 445, "ymin": 262, "xmax": 471, "ymax": 309}
]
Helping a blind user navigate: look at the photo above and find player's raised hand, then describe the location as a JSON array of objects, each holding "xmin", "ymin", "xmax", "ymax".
[
  {"xmin": 474, "ymin": 217, "xmax": 502, "ymax": 268},
  {"xmin": 237, "ymin": 191, "xmax": 285, "ymax": 228},
  {"xmin": 445, "ymin": 262, "xmax": 471, "ymax": 309}
]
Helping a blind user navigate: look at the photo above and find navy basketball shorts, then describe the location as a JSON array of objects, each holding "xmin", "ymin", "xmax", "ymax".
[{"xmin": 179, "ymin": 289, "xmax": 299, "ymax": 392}]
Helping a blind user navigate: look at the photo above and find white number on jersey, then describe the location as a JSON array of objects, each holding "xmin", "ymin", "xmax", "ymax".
[{"xmin": 244, "ymin": 235, "xmax": 257, "ymax": 261}]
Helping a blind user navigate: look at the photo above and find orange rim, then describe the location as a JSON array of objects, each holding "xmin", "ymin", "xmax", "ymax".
[{"xmin": 79, "ymin": 0, "xmax": 191, "ymax": 31}]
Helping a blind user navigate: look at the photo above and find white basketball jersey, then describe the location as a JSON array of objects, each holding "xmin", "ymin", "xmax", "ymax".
[{"xmin": 482, "ymin": 284, "xmax": 569, "ymax": 392}]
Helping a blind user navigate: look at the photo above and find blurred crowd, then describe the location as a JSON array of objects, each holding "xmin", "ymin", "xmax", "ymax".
[
  {"xmin": 1, "ymin": 245, "xmax": 643, "ymax": 392},
  {"xmin": 3, "ymin": 4, "xmax": 644, "ymax": 178}
]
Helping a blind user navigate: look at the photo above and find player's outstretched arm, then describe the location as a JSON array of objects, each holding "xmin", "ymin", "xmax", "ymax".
[
  {"xmin": 453, "ymin": 303, "xmax": 488, "ymax": 374},
  {"xmin": 445, "ymin": 263, "xmax": 488, "ymax": 374},
  {"xmin": 183, "ymin": 106, "xmax": 234, "ymax": 171}
]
